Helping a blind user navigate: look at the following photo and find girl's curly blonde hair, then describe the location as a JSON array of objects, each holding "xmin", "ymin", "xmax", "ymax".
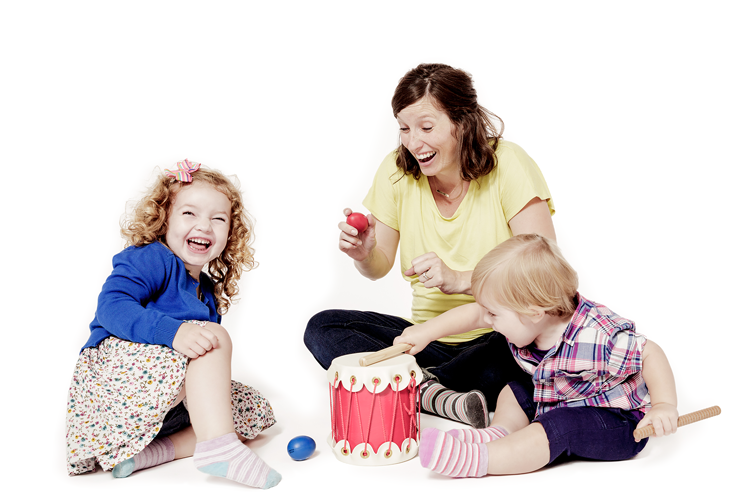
[{"xmin": 121, "ymin": 166, "xmax": 257, "ymax": 315}]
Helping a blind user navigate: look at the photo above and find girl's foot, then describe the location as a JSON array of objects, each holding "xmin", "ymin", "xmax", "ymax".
[
  {"xmin": 194, "ymin": 433, "xmax": 281, "ymax": 489},
  {"xmin": 421, "ymin": 380, "xmax": 489, "ymax": 428},
  {"xmin": 112, "ymin": 437, "xmax": 175, "ymax": 478},
  {"xmin": 447, "ymin": 425, "xmax": 508, "ymax": 443},
  {"xmin": 420, "ymin": 427, "xmax": 488, "ymax": 478}
]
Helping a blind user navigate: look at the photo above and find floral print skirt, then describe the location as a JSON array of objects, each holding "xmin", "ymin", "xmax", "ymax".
[{"xmin": 66, "ymin": 336, "xmax": 276, "ymax": 475}]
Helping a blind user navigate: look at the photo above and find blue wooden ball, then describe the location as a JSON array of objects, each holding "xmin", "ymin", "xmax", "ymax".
[{"xmin": 287, "ymin": 435, "xmax": 316, "ymax": 461}]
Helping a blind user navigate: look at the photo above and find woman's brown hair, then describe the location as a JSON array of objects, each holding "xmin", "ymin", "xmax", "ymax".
[{"xmin": 391, "ymin": 63, "xmax": 504, "ymax": 181}]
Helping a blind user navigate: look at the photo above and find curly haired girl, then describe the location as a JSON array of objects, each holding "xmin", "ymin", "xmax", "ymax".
[{"xmin": 66, "ymin": 160, "xmax": 281, "ymax": 489}]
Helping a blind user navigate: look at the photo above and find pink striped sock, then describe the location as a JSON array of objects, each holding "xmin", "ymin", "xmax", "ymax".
[
  {"xmin": 420, "ymin": 427, "xmax": 488, "ymax": 478},
  {"xmin": 447, "ymin": 425, "xmax": 508, "ymax": 443},
  {"xmin": 193, "ymin": 433, "xmax": 281, "ymax": 489},
  {"xmin": 112, "ymin": 437, "xmax": 175, "ymax": 478}
]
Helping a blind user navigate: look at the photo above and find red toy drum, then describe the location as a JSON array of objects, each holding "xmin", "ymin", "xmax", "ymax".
[{"xmin": 327, "ymin": 352, "xmax": 422, "ymax": 465}]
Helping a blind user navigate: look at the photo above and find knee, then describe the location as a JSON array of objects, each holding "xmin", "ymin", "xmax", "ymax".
[
  {"xmin": 304, "ymin": 309, "xmax": 351, "ymax": 369},
  {"xmin": 205, "ymin": 323, "xmax": 233, "ymax": 352},
  {"xmin": 303, "ymin": 310, "xmax": 336, "ymax": 349}
]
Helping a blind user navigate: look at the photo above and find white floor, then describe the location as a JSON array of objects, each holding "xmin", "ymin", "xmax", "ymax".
[
  {"xmin": 47, "ymin": 418, "xmax": 739, "ymax": 500},
  {"xmin": 36, "ymin": 335, "xmax": 742, "ymax": 499}
]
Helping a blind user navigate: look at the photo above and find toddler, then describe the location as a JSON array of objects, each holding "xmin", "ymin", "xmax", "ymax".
[
  {"xmin": 394, "ymin": 233, "xmax": 678, "ymax": 476},
  {"xmin": 66, "ymin": 160, "xmax": 281, "ymax": 489}
]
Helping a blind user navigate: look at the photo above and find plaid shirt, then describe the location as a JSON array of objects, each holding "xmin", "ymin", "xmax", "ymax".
[{"xmin": 510, "ymin": 294, "xmax": 650, "ymax": 417}]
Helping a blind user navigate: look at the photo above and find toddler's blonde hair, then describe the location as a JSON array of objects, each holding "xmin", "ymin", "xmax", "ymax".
[
  {"xmin": 471, "ymin": 234, "xmax": 578, "ymax": 317},
  {"xmin": 121, "ymin": 166, "xmax": 257, "ymax": 315}
]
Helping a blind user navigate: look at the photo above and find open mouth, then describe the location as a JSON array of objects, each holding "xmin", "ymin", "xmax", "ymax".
[
  {"xmin": 416, "ymin": 151, "xmax": 436, "ymax": 163},
  {"xmin": 187, "ymin": 238, "xmax": 212, "ymax": 252}
]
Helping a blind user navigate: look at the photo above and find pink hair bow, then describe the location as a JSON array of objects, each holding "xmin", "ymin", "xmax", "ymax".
[{"xmin": 164, "ymin": 159, "xmax": 201, "ymax": 182}]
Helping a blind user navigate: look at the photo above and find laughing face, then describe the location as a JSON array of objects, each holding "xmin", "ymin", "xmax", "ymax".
[
  {"xmin": 165, "ymin": 181, "xmax": 232, "ymax": 280},
  {"xmin": 476, "ymin": 296, "xmax": 540, "ymax": 348},
  {"xmin": 396, "ymin": 96, "xmax": 460, "ymax": 178}
]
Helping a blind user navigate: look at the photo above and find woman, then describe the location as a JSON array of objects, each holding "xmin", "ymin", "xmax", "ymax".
[{"xmin": 304, "ymin": 63, "xmax": 556, "ymax": 428}]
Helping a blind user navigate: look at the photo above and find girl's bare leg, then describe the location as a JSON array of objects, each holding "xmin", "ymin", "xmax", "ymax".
[
  {"xmin": 183, "ymin": 324, "xmax": 235, "ymax": 442},
  {"xmin": 166, "ymin": 379, "xmax": 246, "ymax": 460},
  {"xmin": 484, "ymin": 422, "xmax": 550, "ymax": 474},
  {"xmin": 185, "ymin": 324, "xmax": 281, "ymax": 489}
]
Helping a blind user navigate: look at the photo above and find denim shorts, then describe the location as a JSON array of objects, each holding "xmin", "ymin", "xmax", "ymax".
[
  {"xmin": 155, "ymin": 401, "xmax": 191, "ymax": 438},
  {"xmin": 509, "ymin": 379, "xmax": 648, "ymax": 464}
]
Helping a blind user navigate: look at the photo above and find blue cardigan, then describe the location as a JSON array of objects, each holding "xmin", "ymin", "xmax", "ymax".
[{"xmin": 83, "ymin": 242, "xmax": 221, "ymax": 351}]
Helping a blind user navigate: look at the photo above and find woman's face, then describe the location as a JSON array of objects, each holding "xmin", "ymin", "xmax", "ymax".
[{"xmin": 396, "ymin": 96, "xmax": 460, "ymax": 178}]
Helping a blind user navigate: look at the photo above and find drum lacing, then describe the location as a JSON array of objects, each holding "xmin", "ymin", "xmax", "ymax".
[
  {"xmin": 341, "ymin": 375, "xmax": 357, "ymax": 456},
  {"xmin": 356, "ymin": 377, "xmax": 380, "ymax": 458},
  {"xmin": 385, "ymin": 375, "xmax": 403, "ymax": 458}
]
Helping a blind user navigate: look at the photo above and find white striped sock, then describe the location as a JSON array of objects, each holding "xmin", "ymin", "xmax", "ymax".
[{"xmin": 194, "ymin": 433, "xmax": 281, "ymax": 489}]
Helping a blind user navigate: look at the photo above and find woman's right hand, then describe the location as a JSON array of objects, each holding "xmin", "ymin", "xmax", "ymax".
[
  {"xmin": 338, "ymin": 208, "xmax": 377, "ymax": 262},
  {"xmin": 173, "ymin": 322, "xmax": 220, "ymax": 359}
]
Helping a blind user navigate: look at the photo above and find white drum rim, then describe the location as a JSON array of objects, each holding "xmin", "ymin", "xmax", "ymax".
[{"xmin": 327, "ymin": 352, "xmax": 423, "ymax": 393}]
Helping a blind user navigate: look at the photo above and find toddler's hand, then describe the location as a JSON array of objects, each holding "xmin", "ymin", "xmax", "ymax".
[
  {"xmin": 635, "ymin": 402, "xmax": 679, "ymax": 442},
  {"xmin": 393, "ymin": 325, "xmax": 431, "ymax": 356},
  {"xmin": 173, "ymin": 322, "xmax": 220, "ymax": 359}
]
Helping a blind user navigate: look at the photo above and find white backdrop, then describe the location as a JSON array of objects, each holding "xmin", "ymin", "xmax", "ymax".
[{"xmin": 2, "ymin": 1, "xmax": 747, "ymax": 498}]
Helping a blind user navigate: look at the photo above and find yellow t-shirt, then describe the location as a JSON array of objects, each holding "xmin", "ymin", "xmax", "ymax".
[{"xmin": 363, "ymin": 140, "xmax": 554, "ymax": 343}]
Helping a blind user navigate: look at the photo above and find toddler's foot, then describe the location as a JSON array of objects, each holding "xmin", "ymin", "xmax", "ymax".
[
  {"xmin": 194, "ymin": 433, "xmax": 281, "ymax": 489},
  {"xmin": 420, "ymin": 427, "xmax": 488, "ymax": 478},
  {"xmin": 421, "ymin": 380, "xmax": 489, "ymax": 428},
  {"xmin": 447, "ymin": 425, "xmax": 508, "ymax": 444},
  {"xmin": 112, "ymin": 437, "xmax": 175, "ymax": 478}
]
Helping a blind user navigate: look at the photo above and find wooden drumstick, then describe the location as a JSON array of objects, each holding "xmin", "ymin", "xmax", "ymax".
[
  {"xmin": 633, "ymin": 405, "xmax": 721, "ymax": 441},
  {"xmin": 359, "ymin": 344, "xmax": 412, "ymax": 367}
]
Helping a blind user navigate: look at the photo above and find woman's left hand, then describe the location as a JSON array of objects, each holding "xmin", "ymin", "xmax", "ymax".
[{"xmin": 405, "ymin": 252, "xmax": 471, "ymax": 295}]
